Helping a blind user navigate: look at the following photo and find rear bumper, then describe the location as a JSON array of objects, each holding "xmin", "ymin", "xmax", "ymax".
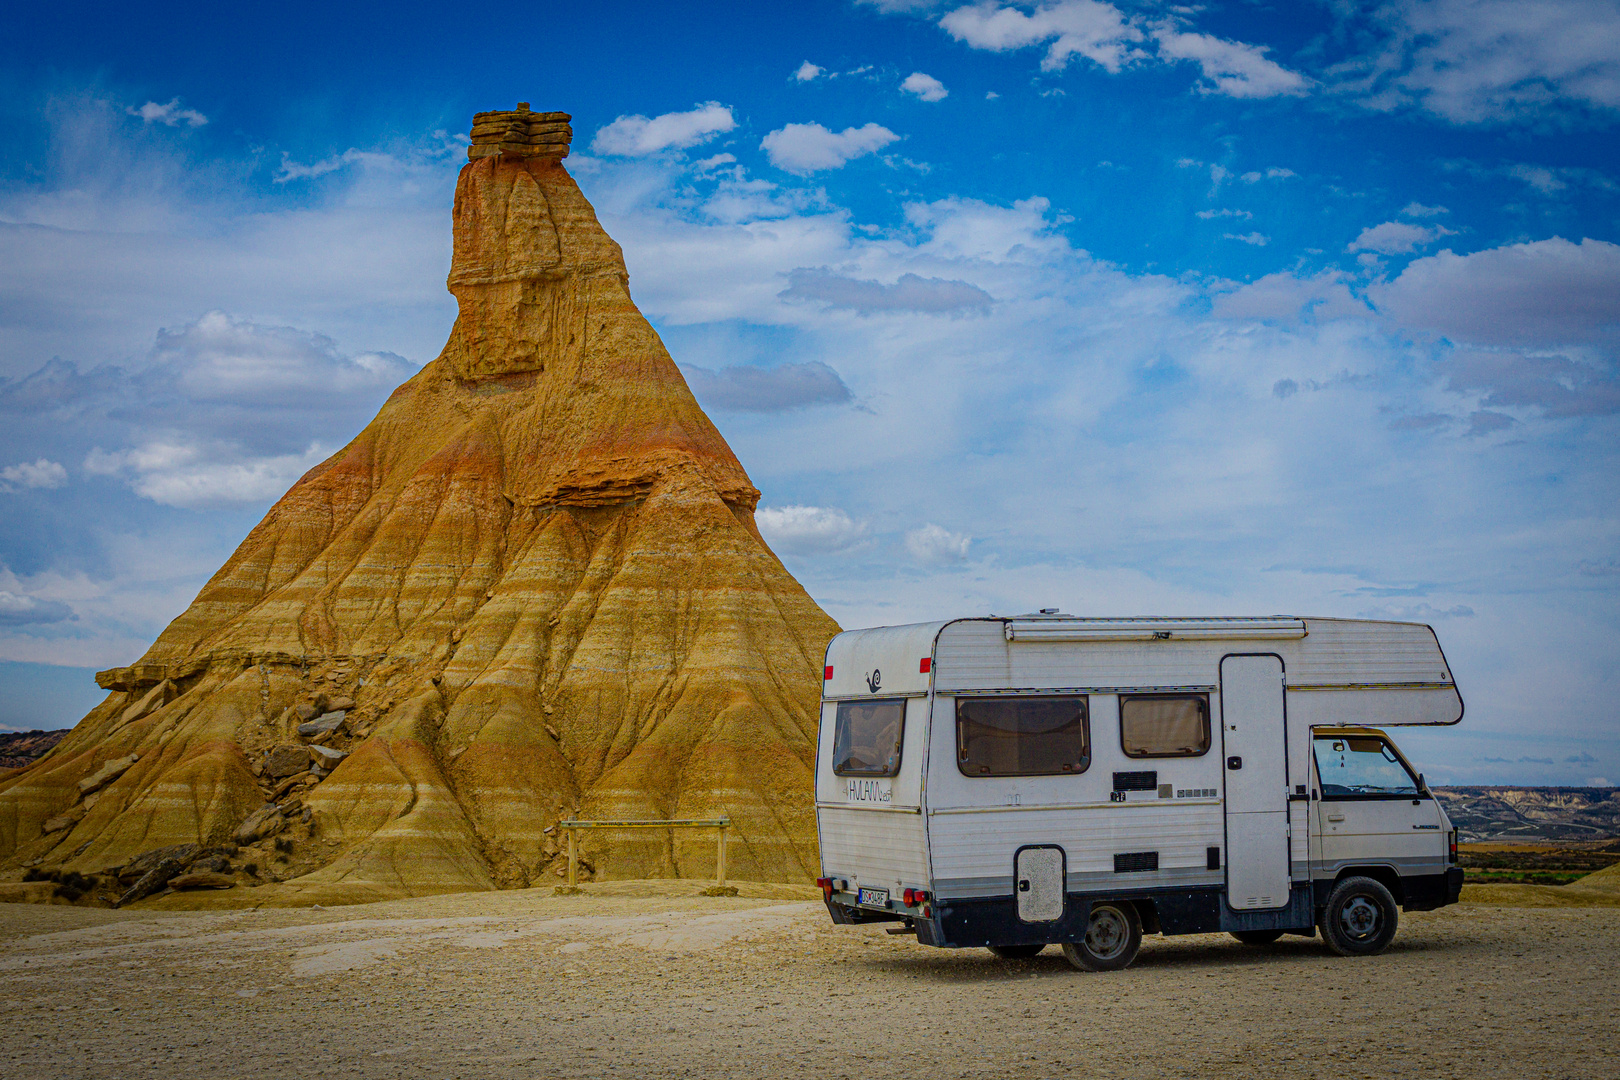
[{"xmin": 1402, "ymin": 868, "xmax": 1466, "ymax": 912}]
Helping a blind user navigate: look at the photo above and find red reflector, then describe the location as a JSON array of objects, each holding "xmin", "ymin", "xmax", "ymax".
[
  {"xmin": 816, "ymin": 877, "xmax": 833, "ymax": 899},
  {"xmin": 902, "ymin": 888, "xmax": 917, "ymax": 905},
  {"xmin": 919, "ymin": 658, "xmax": 931, "ymax": 674},
  {"xmin": 824, "ymin": 665, "xmax": 834, "ymax": 680}
]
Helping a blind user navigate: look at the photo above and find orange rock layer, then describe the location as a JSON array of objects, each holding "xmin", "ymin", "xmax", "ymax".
[{"xmin": 0, "ymin": 130, "xmax": 839, "ymax": 901}]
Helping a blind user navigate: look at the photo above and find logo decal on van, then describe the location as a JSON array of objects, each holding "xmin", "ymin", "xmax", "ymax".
[
  {"xmin": 847, "ymin": 779, "xmax": 893, "ymax": 803},
  {"xmin": 865, "ymin": 669, "xmax": 882, "ymax": 693}
]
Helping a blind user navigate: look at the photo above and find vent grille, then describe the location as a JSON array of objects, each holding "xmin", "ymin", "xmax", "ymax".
[
  {"xmin": 1114, "ymin": 851, "xmax": 1160, "ymax": 873},
  {"xmin": 1113, "ymin": 770, "xmax": 1158, "ymax": 791}
]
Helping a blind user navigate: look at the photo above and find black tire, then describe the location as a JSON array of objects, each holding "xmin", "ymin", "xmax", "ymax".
[
  {"xmin": 1061, "ymin": 901, "xmax": 1142, "ymax": 972},
  {"xmin": 1230, "ymin": 929, "xmax": 1285, "ymax": 945},
  {"xmin": 987, "ymin": 944, "xmax": 1045, "ymax": 960},
  {"xmin": 1320, "ymin": 876, "xmax": 1399, "ymax": 956}
]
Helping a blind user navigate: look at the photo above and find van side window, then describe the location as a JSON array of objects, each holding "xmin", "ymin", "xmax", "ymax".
[
  {"xmin": 1119, "ymin": 693, "xmax": 1210, "ymax": 757},
  {"xmin": 1314, "ymin": 735, "xmax": 1420, "ymax": 798},
  {"xmin": 956, "ymin": 696, "xmax": 1090, "ymax": 777},
  {"xmin": 832, "ymin": 699, "xmax": 906, "ymax": 777}
]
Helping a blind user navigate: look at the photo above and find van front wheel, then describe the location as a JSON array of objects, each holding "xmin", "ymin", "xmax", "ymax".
[
  {"xmin": 1061, "ymin": 902, "xmax": 1141, "ymax": 972},
  {"xmin": 1321, "ymin": 876, "xmax": 1399, "ymax": 956}
]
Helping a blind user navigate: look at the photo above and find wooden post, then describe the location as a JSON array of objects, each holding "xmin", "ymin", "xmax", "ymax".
[
  {"xmin": 567, "ymin": 826, "xmax": 577, "ymax": 887},
  {"xmin": 715, "ymin": 819, "xmax": 727, "ymax": 886}
]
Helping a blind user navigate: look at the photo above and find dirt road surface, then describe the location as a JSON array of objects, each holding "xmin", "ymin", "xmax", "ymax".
[{"xmin": 2, "ymin": 883, "xmax": 1615, "ymax": 1079}]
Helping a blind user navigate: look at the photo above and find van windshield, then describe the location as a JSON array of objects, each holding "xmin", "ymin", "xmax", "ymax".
[
  {"xmin": 1314, "ymin": 735, "xmax": 1420, "ymax": 797},
  {"xmin": 833, "ymin": 699, "xmax": 905, "ymax": 777}
]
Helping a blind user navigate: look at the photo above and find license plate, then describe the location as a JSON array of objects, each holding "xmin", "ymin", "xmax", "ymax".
[{"xmin": 857, "ymin": 886, "xmax": 889, "ymax": 909}]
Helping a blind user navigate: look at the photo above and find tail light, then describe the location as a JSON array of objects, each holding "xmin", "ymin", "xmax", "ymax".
[
  {"xmin": 1448, "ymin": 830, "xmax": 1458, "ymax": 864},
  {"xmin": 816, "ymin": 877, "xmax": 833, "ymax": 899},
  {"xmin": 902, "ymin": 888, "xmax": 930, "ymax": 906}
]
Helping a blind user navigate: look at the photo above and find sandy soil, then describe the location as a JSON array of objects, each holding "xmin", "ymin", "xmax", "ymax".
[{"xmin": 2, "ymin": 883, "xmax": 1616, "ymax": 1080}]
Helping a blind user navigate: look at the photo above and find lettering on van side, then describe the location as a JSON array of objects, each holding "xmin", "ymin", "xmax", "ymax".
[{"xmin": 846, "ymin": 779, "xmax": 893, "ymax": 804}]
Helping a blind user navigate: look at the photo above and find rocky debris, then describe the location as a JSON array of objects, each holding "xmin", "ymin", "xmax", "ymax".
[
  {"xmin": 325, "ymin": 696, "xmax": 355, "ymax": 712},
  {"xmin": 77, "ymin": 753, "xmax": 138, "ymax": 797},
  {"xmin": 41, "ymin": 806, "xmax": 85, "ymax": 834},
  {"xmin": 169, "ymin": 871, "xmax": 235, "ymax": 890},
  {"xmin": 191, "ymin": 852, "xmax": 232, "ymax": 874},
  {"xmin": 297, "ymin": 712, "xmax": 345, "ymax": 738},
  {"xmin": 271, "ymin": 771, "xmax": 313, "ymax": 800},
  {"xmin": 117, "ymin": 852, "xmax": 192, "ymax": 906},
  {"xmin": 294, "ymin": 702, "xmax": 320, "ymax": 721},
  {"xmin": 264, "ymin": 745, "xmax": 312, "ymax": 778},
  {"xmin": 308, "ymin": 745, "xmax": 348, "ymax": 769},
  {"xmin": 0, "ymin": 729, "xmax": 69, "ymax": 770},
  {"xmin": 234, "ymin": 804, "xmax": 286, "ymax": 845}
]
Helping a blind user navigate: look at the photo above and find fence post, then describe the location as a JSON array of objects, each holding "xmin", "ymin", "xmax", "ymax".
[
  {"xmin": 715, "ymin": 819, "xmax": 728, "ymax": 886},
  {"xmin": 567, "ymin": 826, "xmax": 577, "ymax": 887}
]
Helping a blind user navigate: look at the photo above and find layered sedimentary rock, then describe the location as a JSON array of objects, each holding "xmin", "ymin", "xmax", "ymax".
[{"xmin": 0, "ymin": 105, "xmax": 839, "ymax": 902}]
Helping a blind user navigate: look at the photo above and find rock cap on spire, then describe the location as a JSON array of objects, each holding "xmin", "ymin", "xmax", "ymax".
[{"xmin": 468, "ymin": 103, "xmax": 572, "ymax": 161}]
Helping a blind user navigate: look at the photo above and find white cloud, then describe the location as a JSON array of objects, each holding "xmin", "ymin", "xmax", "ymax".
[
  {"xmin": 0, "ymin": 459, "xmax": 67, "ymax": 491},
  {"xmin": 901, "ymin": 72, "xmax": 950, "ymax": 101},
  {"xmin": 1152, "ymin": 27, "xmax": 1309, "ymax": 98},
  {"xmin": 127, "ymin": 98, "xmax": 207, "ymax": 127},
  {"xmin": 1212, "ymin": 271, "xmax": 1371, "ymax": 323},
  {"xmin": 1402, "ymin": 202, "xmax": 1449, "ymax": 218},
  {"xmin": 1224, "ymin": 231, "xmax": 1270, "ymax": 246},
  {"xmin": 0, "ymin": 590, "xmax": 74, "ymax": 625},
  {"xmin": 781, "ymin": 269, "xmax": 992, "ymax": 313},
  {"xmin": 1197, "ymin": 208, "xmax": 1252, "ymax": 220},
  {"xmin": 756, "ymin": 506, "xmax": 870, "ymax": 554},
  {"xmin": 794, "ymin": 62, "xmax": 826, "ymax": 82},
  {"xmin": 1370, "ymin": 237, "xmax": 1620, "ymax": 348},
  {"xmin": 275, "ymin": 147, "xmax": 397, "ymax": 184},
  {"xmin": 682, "ymin": 362, "xmax": 853, "ymax": 412},
  {"xmin": 1347, "ymin": 221, "xmax": 1454, "ymax": 255},
  {"xmin": 761, "ymin": 122, "xmax": 899, "ymax": 174},
  {"xmin": 84, "ymin": 440, "xmax": 331, "ymax": 508},
  {"xmin": 591, "ymin": 103, "xmax": 737, "ymax": 156},
  {"xmin": 1241, "ymin": 167, "xmax": 1296, "ymax": 183},
  {"xmin": 906, "ymin": 523, "xmax": 973, "ymax": 564},
  {"xmin": 1328, "ymin": 0, "xmax": 1620, "ymax": 123},
  {"xmin": 939, "ymin": 0, "xmax": 1144, "ymax": 72}
]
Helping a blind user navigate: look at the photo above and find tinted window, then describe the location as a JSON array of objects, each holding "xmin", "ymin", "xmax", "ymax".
[
  {"xmin": 833, "ymin": 699, "xmax": 906, "ymax": 777},
  {"xmin": 1314, "ymin": 735, "xmax": 1420, "ymax": 797},
  {"xmin": 1120, "ymin": 694, "xmax": 1210, "ymax": 757},
  {"xmin": 957, "ymin": 696, "xmax": 1090, "ymax": 776}
]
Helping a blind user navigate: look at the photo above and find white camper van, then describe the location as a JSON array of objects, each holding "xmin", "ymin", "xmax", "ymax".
[{"xmin": 813, "ymin": 614, "xmax": 1464, "ymax": 970}]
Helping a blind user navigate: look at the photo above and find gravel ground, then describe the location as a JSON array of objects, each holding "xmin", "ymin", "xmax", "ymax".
[{"xmin": 1, "ymin": 884, "xmax": 1616, "ymax": 1080}]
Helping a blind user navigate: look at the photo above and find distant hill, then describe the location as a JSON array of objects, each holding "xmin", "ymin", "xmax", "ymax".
[
  {"xmin": 0, "ymin": 730, "xmax": 69, "ymax": 770},
  {"xmin": 1436, "ymin": 786, "xmax": 1620, "ymax": 842}
]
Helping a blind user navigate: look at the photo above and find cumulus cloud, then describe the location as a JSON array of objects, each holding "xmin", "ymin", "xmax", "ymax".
[
  {"xmin": 1347, "ymin": 221, "xmax": 1453, "ymax": 255},
  {"xmin": 0, "ymin": 591, "xmax": 74, "ymax": 625},
  {"xmin": 682, "ymin": 361, "xmax": 853, "ymax": 412},
  {"xmin": 780, "ymin": 269, "xmax": 992, "ymax": 314},
  {"xmin": 906, "ymin": 524, "xmax": 973, "ymax": 564},
  {"xmin": 0, "ymin": 459, "xmax": 68, "ymax": 492},
  {"xmin": 756, "ymin": 505, "xmax": 870, "ymax": 554},
  {"xmin": 127, "ymin": 98, "xmax": 206, "ymax": 127},
  {"xmin": 1224, "ymin": 232, "xmax": 1270, "ymax": 246},
  {"xmin": 1371, "ymin": 237, "xmax": 1620, "ymax": 347},
  {"xmin": 84, "ymin": 440, "xmax": 331, "ymax": 508},
  {"xmin": 901, "ymin": 72, "xmax": 950, "ymax": 101},
  {"xmin": 1212, "ymin": 271, "xmax": 1371, "ymax": 323},
  {"xmin": 1402, "ymin": 202, "xmax": 1449, "ymax": 218},
  {"xmin": 1437, "ymin": 351, "xmax": 1620, "ymax": 418},
  {"xmin": 794, "ymin": 62, "xmax": 825, "ymax": 82},
  {"xmin": 939, "ymin": 0, "xmax": 1145, "ymax": 73},
  {"xmin": 591, "ymin": 103, "xmax": 737, "ymax": 156},
  {"xmin": 1152, "ymin": 27, "xmax": 1309, "ymax": 98},
  {"xmin": 1329, "ymin": 0, "xmax": 1620, "ymax": 123},
  {"xmin": 761, "ymin": 122, "xmax": 899, "ymax": 174}
]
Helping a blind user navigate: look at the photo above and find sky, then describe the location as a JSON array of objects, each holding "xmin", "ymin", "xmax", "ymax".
[{"xmin": 0, "ymin": 0, "xmax": 1617, "ymax": 786}]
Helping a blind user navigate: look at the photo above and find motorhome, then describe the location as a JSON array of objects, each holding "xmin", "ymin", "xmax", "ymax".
[{"xmin": 814, "ymin": 614, "xmax": 1465, "ymax": 970}]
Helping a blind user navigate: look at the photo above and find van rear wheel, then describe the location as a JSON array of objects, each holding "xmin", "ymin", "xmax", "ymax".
[
  {"xmin": 1230, "ymin": 929, "xmax": 1285, "ymax": 945},
  {"xmin": 1320, "ymin": 876, "xmax": 1399, "ymax": 956},
  {"xmin": 1061, "ymin": 901, "xmax": 1141, "ymax": 972},
  {"xmin": 987, "ymin": 944, "xmax": 1045, "ymax": 959}
]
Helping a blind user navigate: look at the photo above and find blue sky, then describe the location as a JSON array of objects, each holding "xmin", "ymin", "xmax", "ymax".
[{"xmin": 1, "ymin": 1, "xmax": 1617, "ymax": 786}]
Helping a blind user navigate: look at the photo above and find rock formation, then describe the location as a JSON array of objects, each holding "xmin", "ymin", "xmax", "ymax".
[{"xmin": 0, "ymin": 104, "xmax": 839, "ymax": 904}]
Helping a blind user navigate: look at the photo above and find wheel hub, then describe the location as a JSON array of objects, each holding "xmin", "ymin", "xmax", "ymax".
[
  {"xmin": 1087, "ymin": 908, "xmax": 1127, "ymax": 958},
  {"xmin": 1340, "ymin": 895, "xmax": 1381, "ymax": 939}
]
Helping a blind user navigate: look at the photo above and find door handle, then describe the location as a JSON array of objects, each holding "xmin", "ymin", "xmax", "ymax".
[
  {"xmin": 1226, "ymin": 756, "xmax": 1242, "ymax": 770},
  {"xmin": 1327, "ymin": 813, "xmax": 1345, "ymax": 822}
]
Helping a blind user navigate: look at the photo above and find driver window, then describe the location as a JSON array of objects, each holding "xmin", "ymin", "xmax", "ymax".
[{"xmin": 1313, "ymin": 735, "xmax": 1419, "ymax": 798}]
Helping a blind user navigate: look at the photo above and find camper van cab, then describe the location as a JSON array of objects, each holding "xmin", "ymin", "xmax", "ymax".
[{"xmin": 814, "ymin": 615, "xmax": 1464, "ymax": 971}]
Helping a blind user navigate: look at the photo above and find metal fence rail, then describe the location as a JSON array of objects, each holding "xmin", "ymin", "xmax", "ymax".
[{"xmin": 557, "ymin": 817, "xmax": 732, "ymax": 887}]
